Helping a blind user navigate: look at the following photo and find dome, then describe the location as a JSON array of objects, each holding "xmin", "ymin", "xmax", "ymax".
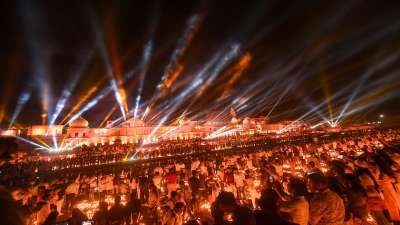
[
  {"xmin": 243, "ymin": 117, "xmax": 250, "ymax": 125},
  {"xmin": 69, "ymin": 117, "xmax": 89, "ymax": 128}
]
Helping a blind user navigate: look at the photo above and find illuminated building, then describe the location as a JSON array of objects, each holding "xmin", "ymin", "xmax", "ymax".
[
  {"xmin": 1, "ymin": 127, "xmax": 20, "ymax": 136},
  {"xmin": 0, "ymin": 114, "xmax": 331, "ymax": 150},
  {"xmin": 27, "ymin": 125, "xmax": 63, "ymax": 136},
  {"xmin": 64, "ymin": 117, "xmax": 223, "ymax": 147}
]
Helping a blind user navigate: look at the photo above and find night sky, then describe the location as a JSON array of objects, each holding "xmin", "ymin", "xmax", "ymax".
[{"xmin": 0, "ymin": 0, "xmax": 399, "ymax": 127}]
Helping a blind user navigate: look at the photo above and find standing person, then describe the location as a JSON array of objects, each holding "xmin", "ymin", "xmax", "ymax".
[
  {"xmin": 147, "ymin": 184, "xmax": 159, "ymax": 209},
  {"xmin": 93, "ymin": 202, "xmax": 108, "ymax": 225},
  {"xmin": 153, "ymin": 171, "xmax": 163, "ymax": 191},
  {"xmin": 42, "ymin": 204, "xmax": 58, "ymax": 225},
  {"xmin": 165, "ymin": 169, "xmax": 178, "ymax": 196},
  {"xmin": 189, "ymin": 170, "xmax": 200, "ymax": 198},
  {"xmin": 233, "ymin": 169, "xmax": 245, "ymax": 200},
  {"xmin": 280, "ymin": 178, "xmax": 309, "ymax": 225},
  {"xmin": 130, "ymin": 176, "xmax": 138, "ymax": 198},
  {"xmin": 308, "ymin": 173, "xmax": 345, "ymax": 225},
  {"xmin": 125, "ymin": 191, "xmax": 141, "ymax": 225},
  {"xmin": 139, "ymin": 174, "xmax": 149, "ymax": 202},
  {"xmin": 107, "ymin": 195, "xmax": 125, "ymax": 225}
]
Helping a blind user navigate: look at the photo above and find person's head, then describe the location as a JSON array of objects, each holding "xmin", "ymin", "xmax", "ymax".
[
  {"xmin": 216, "ymin": 192, "xmax": 236, "ymax": 213},
  {"xmin": 258, "ymin": 189, "xmax": 279, "ymax": 211},
  {"xmin": 307, "ymin": 173, "xmax": 329, "ymax": 192},
  {"xmin": 288, "ymin": 177, "xmax": 308, "ymax": 196},
  {"xmin": 171, "ymin": 191, "xmax": 178, "ymax": 201},
  {"xmin": 174, "ymin": 202, "xmax": 185, "ymax": 215},
  {"xmin": 50, "ymin": 204, "xmax": 57, "ymax": 212}
]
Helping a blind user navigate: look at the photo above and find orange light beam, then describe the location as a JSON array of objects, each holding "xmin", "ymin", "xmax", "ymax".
[
  {"xmin": 99, "ymin": 105, "xmax": 117, "ymax": 128},
  {"xmin": 60, "ymin": 84, "xmax": 100, "ymax": 124}
]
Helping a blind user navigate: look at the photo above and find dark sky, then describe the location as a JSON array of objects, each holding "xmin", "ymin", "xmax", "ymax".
[{"xmin": 0, "ymin": 0, "xmax": 399, "ymax": 127}]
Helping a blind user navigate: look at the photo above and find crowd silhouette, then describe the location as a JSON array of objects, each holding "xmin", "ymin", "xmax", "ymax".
[{"xmin": 0, "ymin": 128, "xmax": 399, "ymax": 225}]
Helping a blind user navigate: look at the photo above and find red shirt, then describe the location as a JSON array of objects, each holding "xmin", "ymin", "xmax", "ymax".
[{"xmin": 165, "ymin": 173, "xmax": 178, "ymax": 184}]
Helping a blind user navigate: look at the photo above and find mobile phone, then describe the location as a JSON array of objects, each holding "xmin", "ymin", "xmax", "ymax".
[{"xmin": 82, "ymin": 221, "xmax": 94, "ymax": 225}]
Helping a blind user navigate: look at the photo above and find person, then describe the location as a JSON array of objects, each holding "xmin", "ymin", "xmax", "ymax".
[
  {"xmin": 378, "ymin": 171, "xmax": 400, "ymax": 221},
  {"xmin": 166, "ymin": 169, "xmax": 178, "ymax": 196},
  {"xmin": 189, "ymin": 170, "xmax": 200, "ymax": 197},
  {"xmin": 307, "ymin": 161, "xmax": 321, "ymax": 175},
  {"xmin": 280, "ymin": 178, "xmax": 309, "ymax": 225},
  {"xmin": 130, "ymin": 177, "xmax": 138, "ymax": 197},
  {"xmin": 212, "ymin": 191, "xmax": 256, "ymax": 225},
  {"xmin": 0, "ymin": 187, "xmax": 25, "ymax": 225},
  {"xmin": 125, "ymin": 191, "xmax": 141, "ymax": 224},
  {"xmin": 42, "ymin": 204, "xmax": 59, "ymax": 225},
  {"xmin": 308, "ymin": 173, "xmax": 345, "ymax": 225},
  {"xmin": 93, "ymin": 201, "xmax": 108, "ymax": 225},
  {"xmin": 346, "ymin": 185, "xmax": 370, "ymax": 225},
  {"xmin": 153, "ymin": 171, "xmax": 163, "ymax": 191},
  {"xmin": 36, "ymin": 201, "xmax": 50, "ymax": 225},
  {"xmin": 147, "ymin": 184, "xmax": 160, "ymax": 208},
  {"xmin": 254, "ymin": 189, "xmax": 296, "ymax": 225},
  {"xmin": 167, "ymin": 191, "xmax": 180, "ymax": 209},
  {"xmin": 68, "ymin": 208, "xmax": 88, "ymax": 225},
  {"xmin": 162, "ymin": 202, "xmax": 185, "ymax": 225},
  {"xmin": 139, "ymin": 175, "xmax": 149, "ymax": 201},
  {"xmin": 107, "ymin": 195, "xmax": 126, "ymax": 225}
]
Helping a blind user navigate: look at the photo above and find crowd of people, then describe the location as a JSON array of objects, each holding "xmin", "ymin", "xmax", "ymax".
[
  {"xmin": 0, "ymin": 132, "xmax": 315, "ymax": 186},
  {"xmin": 1, "ymin": 128, "xmax": 400, "ymax": 225},
  {"xmin": 0, "ymin": 131, "xmax": 361, "ymax": 184}
]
